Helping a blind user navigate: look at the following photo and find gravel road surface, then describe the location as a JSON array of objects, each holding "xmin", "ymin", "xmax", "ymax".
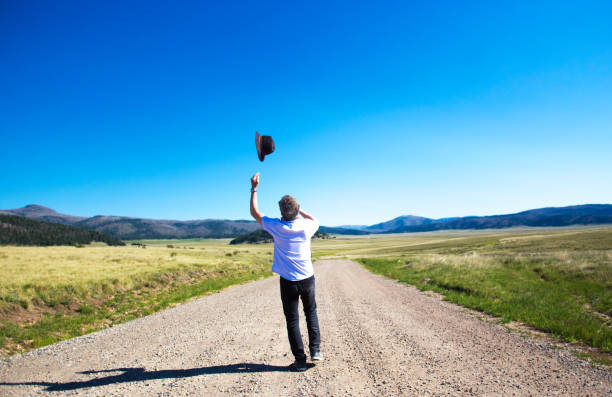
[{"xmin": 1, "ymin": 259, "xmax": 610, "ymax": 396}]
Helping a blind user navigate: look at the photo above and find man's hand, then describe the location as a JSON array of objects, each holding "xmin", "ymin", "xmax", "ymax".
[{"xmin": 251, "ymin": 173, "xmax": 260, "ymax": 191}]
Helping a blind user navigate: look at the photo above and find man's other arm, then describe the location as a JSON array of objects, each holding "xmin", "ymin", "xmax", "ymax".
[{"xmin": 299, "ymin": 209, "xmax": 318, "ymax": 225}]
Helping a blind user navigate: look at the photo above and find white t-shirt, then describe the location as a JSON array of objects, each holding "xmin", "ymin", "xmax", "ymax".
[{"xmin": 261, "ymin": 216, "xmax": 320, "ymax": 281}]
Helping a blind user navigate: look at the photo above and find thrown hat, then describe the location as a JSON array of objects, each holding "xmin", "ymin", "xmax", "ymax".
[{"xmin": 255, "ymin": 131, "xmax": 275, "ymax": 162}]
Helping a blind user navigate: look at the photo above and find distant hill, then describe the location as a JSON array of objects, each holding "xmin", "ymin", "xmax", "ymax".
[
  {"xmin": 0, "ymin": 214, "xmax": 125, "ymax": 246},
  {"xmin": 319, "ymin": 226, "xmax": 369, "ymax": 235},
  {"xmin": 386, "ymin": 204, "xmax": 612, "ymax": 233},
  {"xmin": 229, "ymin": 229, "xmax": 332, "ymax": 245},
  {"xmin": 365, "ymin": 215, "xmax": 433, "ymax": 232},
  {"xmin": 336, "ymin": 225, "xmax": 369, "ymax": 230},
  {"xmin": 0, "ymin": 204, "xmax": 86, "ymax": 225},
  {"xmin": 229, "ymin": 230, "xmax": 274, "ymax": 244}
]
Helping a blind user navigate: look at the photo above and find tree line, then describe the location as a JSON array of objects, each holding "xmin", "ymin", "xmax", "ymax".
[{"xmin": 0, "ymin": 214, "xmax": 125, "ymax": 246}]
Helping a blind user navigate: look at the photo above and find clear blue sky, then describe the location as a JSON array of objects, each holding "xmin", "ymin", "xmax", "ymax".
[{"xmin": 1, "ymin": 1, "xmax": 611, "ymax": 226}]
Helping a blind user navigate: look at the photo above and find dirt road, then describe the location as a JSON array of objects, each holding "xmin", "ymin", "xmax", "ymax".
[{"xmin": 1, "ymin": 260, "xmax": 610, "ymax": 396}]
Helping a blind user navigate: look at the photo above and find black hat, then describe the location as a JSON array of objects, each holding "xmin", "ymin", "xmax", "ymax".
[{"xmin": 255, "ymin": 131, "xmax": 275, "ymax": 162}]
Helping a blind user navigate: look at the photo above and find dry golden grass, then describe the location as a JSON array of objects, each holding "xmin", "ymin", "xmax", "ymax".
[
  {"xmin": 0, "ymin": 240, "xmax": 274, "ymax": 356},
  {"xmin": 0, "ymin": 242, "xmax": 272, "ymax": 316}
]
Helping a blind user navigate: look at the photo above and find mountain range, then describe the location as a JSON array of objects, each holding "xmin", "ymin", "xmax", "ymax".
[
  {"xmin": 0, "ymin": 205, "xmax": 261, "ymax": 240},
  {"xmin": 351, "ymin": 204, "xmax": 612, "ymax": 233},
  {"xmin": 1, "ymin": 204, "xmax": 611, "ymax": 240}
]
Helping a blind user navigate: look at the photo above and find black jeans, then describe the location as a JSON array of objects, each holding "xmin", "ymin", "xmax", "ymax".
[{"xmin": 280, "ymin": 275, "xmax": 321, "ymax": 362}]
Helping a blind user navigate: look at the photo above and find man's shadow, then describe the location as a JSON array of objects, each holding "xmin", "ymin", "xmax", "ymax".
[{"xmin": 0, "ymin": 362, "xmax": 313, "ymax": 392}]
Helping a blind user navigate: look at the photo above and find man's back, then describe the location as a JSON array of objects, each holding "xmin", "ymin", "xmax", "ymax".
[{"xmin": 262, "ymin": 216, "xmax": 319, "ymax": 281}]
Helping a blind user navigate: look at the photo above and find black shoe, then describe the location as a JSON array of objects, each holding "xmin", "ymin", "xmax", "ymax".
[
  {"xmin": 291, "ymin": 360, "xmax": 307, "ymax": 372},
  {"xmin": 311, "ymin": 350, "xmax": 323, "ymax": 362}
]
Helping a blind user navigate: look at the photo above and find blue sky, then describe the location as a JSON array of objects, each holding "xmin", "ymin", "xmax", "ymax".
[{"xmin": 1, "ymin": 1, "xmax": 611, "ymax": 226}]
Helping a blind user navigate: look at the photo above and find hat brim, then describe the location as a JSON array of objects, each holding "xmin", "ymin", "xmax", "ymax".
[{"xmin": 255, "ymin": 132, "xmax": 265, "ymax": 162}]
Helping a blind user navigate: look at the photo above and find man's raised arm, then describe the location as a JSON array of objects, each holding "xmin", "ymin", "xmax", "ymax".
[{"xmin": 250, "ymin": 173, "xmax": 263, "ymax": 225}]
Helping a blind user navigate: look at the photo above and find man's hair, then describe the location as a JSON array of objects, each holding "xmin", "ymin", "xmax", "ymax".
[{"xmin": 279, "ymin": 195, "xmax": 300, "ymax": 221}]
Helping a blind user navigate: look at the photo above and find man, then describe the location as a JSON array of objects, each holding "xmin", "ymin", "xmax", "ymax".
[{"xmin": 249, "ymin": 172, "xmax": 323, "ymax": 372}]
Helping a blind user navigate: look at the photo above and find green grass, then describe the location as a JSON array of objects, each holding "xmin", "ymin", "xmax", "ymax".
[
  {"xmin": 0, "ymin": 242, "xmax": 273, "ymax": 356},
  {"xmin": 349, "ymin": 228, "xmax": 612, "ymax": 353}
]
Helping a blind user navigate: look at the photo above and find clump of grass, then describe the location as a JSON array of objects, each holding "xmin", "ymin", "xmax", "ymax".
[{"xmin": 575, "ymin": 350, "xmax": 612, "ymax": 367}]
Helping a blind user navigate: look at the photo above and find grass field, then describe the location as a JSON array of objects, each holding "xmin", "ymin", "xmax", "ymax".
[
  {"xmin": 311, "ymin": 227, "xmax": 612, "ymax": 357},
  {"xmin": 1, "ymin": 227, "xmax": 611, "ymax": 361},
  {"xmin": 0, "ymin": 240, "xmax": 273, "ymax": 357}
]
